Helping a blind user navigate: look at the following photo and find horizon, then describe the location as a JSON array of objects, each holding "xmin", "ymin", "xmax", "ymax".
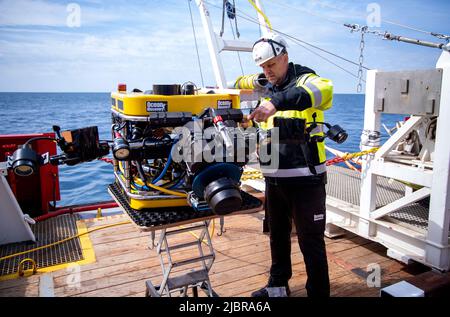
[
  {"xmin": 0, "ymin": 91, "xmax": 366, "ymax": 95},
  {"xmin": 1, "ymin": 0, "xmax": 449, "ymax": 94}
]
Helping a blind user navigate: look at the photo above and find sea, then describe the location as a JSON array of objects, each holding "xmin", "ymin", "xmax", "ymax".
[{"xmin": 0, "ymin": 93, "xmax": 404, "ymax": 207}]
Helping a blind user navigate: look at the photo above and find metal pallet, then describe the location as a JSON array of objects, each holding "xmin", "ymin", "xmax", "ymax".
[{"xmin": 0, "ymin": 214, "xmax": 83, "ymax": 277}]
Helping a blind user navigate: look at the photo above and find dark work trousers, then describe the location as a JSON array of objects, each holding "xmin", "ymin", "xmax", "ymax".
[{"xmin": 265, "ymin": 180, "xmax": 330, "ymax": 297}]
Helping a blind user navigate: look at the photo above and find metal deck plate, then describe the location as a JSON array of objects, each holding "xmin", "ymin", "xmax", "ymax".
[
  {"xmin": 326, "ymin": 165, "xmax": 429, "ymax": 231},
  {"xmin": 0, "ymin": 214, "xmax": 83, "ymax": 277}
]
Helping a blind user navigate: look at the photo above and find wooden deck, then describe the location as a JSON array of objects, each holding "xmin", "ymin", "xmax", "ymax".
[{"xmin": 0, "ymin": 212, "xmax": 429, "ymax": 297}]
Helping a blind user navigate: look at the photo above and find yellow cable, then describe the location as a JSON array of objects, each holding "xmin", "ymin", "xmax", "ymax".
[
  {"xmin": 145, "ymin": 181, "xmax": 188, "ymax": 198},
  {"xmin": 211, "ymin": 218, "xmax": 215, "ymax": 238},
  {"xmin": 118, "ymin": 160, "xmax": 185, "ymax": 196},
  {"xmin": 118, "ymin": 161, "xmax": 126, "ymax": 175},
  {"xmin": 181, "ymin": 218, "xmax": 216, "ymax": 246},
  {"xmin": 0, "ymin": 221, "xmax": 131, "ymax": 262},
  {"xmin": 248, "ymin": 0, "xmax": 273, "ymax": 31},
  {"xmin": 133, "ymin": 176, "xmax": 146, "ymax": 187}
]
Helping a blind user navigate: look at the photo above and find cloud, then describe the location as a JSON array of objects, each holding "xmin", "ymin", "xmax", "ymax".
[
  {"xmin": 0, "ymin": 0, "xmax": 449, "ymax": 92},
  {"xmin": 0, "ymin": 0, "xmax": 119, "ymax": 27}
]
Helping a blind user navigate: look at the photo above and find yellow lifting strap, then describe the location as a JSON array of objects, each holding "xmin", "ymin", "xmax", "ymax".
[{"xmin": 248, "ymin": 0, "xmax": 273, "ymax": 31}]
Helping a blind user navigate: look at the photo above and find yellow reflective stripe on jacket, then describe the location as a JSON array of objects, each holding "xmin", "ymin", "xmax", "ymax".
[
  {"xmin": 258, "ymin": 110, "xmax": 303, "ymax": 130},
  {"xmin": 300, "ymin": 107, "xmax": 327, "ymax": 163},
  {"xmin": 297, "ymin": 73, "xmax": 333, "ymax": 111}
]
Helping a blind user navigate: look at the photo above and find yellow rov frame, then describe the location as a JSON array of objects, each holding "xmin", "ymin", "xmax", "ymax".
[
  {"xmin": 111, "ymin": 91, "xmax": 240, "ymax": 116},
  {"xmin": 111, "ymin": 90, "xmax": 242, "ymax": 210}
]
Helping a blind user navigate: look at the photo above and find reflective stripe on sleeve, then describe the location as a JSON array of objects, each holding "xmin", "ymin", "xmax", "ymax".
[
  {"xmin": 261, "ymin": 164, "xmax": 326, "ymax": 177},
  {"xmin": 305, "ymin": 81, "xmax": 323, "ymax": 109}
]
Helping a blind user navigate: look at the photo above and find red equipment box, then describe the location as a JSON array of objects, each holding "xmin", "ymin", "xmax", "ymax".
[{"xmin": 0, "ymin": 133, "xmax": 60, "ymax": 216}]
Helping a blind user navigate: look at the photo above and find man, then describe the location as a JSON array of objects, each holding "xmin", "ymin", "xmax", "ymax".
[{"xmin": 247, "ymin": 33, "xmax": 333, "ymax": 298}]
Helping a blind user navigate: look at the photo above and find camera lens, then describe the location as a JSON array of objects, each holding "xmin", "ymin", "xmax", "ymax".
[
  {"xmin": 327, "ymin": 125, "xmax": 348, "ymax": 144},
  {"xmin": 12, "ymin": 145, "xmax": 38, "ymax": 177},
  {"xmin": 113, "ymin": 137, "xmax": 130, "ymax": 160},
  {"xmin": 204, "ymin": 177, "xmax": 242, "ymax": 215}
]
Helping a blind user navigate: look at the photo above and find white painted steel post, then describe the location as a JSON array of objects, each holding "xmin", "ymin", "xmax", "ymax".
[
  {"xmin": 195, "ymin": 0, "xmax": 273, "ymax": 89},
  {"xmin": 195, "ymin": 0, "xmax": 227, "ymax": 89},
  {"xmin": 426, "ymin": 51, "xmax": 450, "ymax": 271},
  {"xmin": 359, "ymin": 70, "xmax": 381, "ymax": 238},
  {"xmin": 254, "ymin": 0, "xmax": 272, "ymax": 37}
]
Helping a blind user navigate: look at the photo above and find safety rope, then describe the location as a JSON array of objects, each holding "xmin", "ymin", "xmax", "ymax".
[
  {"xmin": 326, "ymin": 147, "xmax": 379, "ymax": 166},
  {"xmin": 240, "ymin": 149, "xmax": 379, "ymax": 179},
  {"xmin": 241, "ymin": 170, "xmax": 263, "ymax": 181}
]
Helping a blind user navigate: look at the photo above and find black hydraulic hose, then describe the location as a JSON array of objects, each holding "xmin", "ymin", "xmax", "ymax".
[
  {"xmin": 24, "ymin": 137, "xmax": 56, "ymax": 147},
  {"xmin": 135, "ymin": 161, "xmax": 147, "ymax": 183},
  {"xmin": 162, "ymin": 171, "xmax": 187, "ymax": 189}
]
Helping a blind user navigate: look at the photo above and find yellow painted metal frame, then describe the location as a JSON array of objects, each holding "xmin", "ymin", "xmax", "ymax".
[
  {"xmin": 128, "ymin": 197, "xmax": 188, "ymax": 209},
  {"xmin": 0, "ymin": 221, "xmax": 96, "ymax": 281},
  {"xmin": 111, "ymin": 92, "xmax": 240, "ymax": 116}
]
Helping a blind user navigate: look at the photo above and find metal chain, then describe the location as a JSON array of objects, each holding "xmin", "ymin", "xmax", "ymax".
[{"xmin": 357, "ymin": 26, "xmax": 367, "ymax": 93}]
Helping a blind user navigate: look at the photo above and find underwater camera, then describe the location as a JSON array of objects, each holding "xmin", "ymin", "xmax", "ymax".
[
  {"xmin": 307, "ymin": 113, "xmax": 348, "ymax": 144},
  {"xmin": 10, "ymin": 126, "xmax": 110, "ymax": 176}
]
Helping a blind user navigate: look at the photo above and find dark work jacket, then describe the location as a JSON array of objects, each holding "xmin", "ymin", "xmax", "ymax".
[{"xmin": 261, "ymin": 62, "xmax": 327, "ymax": 185}]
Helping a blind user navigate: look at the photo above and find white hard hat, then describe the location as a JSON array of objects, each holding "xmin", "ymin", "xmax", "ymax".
[{"xmin": 252, "ymin": 33, "xmax": 288, "ymax": 66}]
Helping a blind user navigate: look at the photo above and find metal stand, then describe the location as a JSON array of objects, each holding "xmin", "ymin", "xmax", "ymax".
[
  {"xmin": 326, "ymin": 51, "xmax": 450, "ymax": 271},
  {"xmin": 145, "ymin": 220, "xmax": 218, "ymax": 297}
]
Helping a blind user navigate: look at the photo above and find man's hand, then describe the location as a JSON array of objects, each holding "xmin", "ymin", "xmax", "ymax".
[
  {"xmin": 240, "ymin": 115, "xmax": 252, "ymax": 128},
  {"xmin": 248, "ymin": 101, "xmax": 277, "ymax": 122}
]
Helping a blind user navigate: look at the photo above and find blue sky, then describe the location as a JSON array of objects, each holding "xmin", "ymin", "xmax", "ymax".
[{"xmin": 0, "ymin": 0, "xmax": 449, "ymax": 93}]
